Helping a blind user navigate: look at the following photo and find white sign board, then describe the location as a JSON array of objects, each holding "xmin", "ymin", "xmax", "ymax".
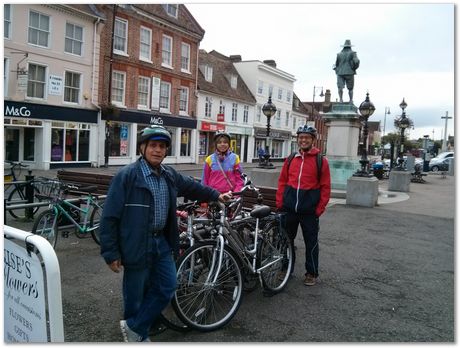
[
  {"xmin": 17, "ymin": 74, "xmax": 28, "ymax": 92},
  {"xmin": 4, "ymin": 239, "xmax": 47, "ymax": 342},
  {"xmin": 48, "ymin": 75, "xmax": 63, "ymax": 96}
]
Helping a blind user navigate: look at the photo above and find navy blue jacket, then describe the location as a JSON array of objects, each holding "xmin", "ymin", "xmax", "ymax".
[{"xmin": 100, "ymin": 159, "xmax": 220, "ymax": 269}]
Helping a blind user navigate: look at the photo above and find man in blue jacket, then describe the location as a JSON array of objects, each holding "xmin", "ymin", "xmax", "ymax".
[{"xmin": 100, "ymin": 125, "xmax": 231, "ymax": 342}]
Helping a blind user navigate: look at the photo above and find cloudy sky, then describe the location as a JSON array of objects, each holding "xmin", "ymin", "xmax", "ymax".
[{"xmin": 186, "ymin": 2, "xmax": 455, "ymax": 141}]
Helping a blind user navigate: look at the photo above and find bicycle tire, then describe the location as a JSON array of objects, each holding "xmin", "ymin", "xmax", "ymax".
[
  {"xmin": 8, "ymin": 185, "xmax": 40, "ymax": 219},
  {"xmin": 172, "ymin": 241, "xmax": 243, "ymax": 332},
  {"xmin": 257, "ymin": 220, "xmax": 293, "ymax": 294},
  {"xmin": 89, "ymin": 203, "xmax": 102, "ymax": 245},
  {"xmin": 157, "ymin": 301, "xmax": 191, "ymax": 333},
  {"xmin": 32, "ymin": 209, "xmax": 59, "ymax": 249}
]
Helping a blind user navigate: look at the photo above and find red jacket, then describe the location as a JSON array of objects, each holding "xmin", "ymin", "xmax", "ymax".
[{"xmin": 276, "ymin": 148, "xmax": 331, "ymax": 217}]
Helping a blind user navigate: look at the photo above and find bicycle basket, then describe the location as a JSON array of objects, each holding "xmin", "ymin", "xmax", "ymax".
[
  {"xmin": 36, "ymin": 179, "xmax": 63, "ymax": 200},
  {"xmin": 4, "ymin": 174, "xmax": 13, "ymax": 182}
]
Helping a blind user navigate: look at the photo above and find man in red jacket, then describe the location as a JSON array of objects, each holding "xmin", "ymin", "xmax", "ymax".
[{"xmin": 276, "ymin": 125, "xmax": 331, "ymax": 286}]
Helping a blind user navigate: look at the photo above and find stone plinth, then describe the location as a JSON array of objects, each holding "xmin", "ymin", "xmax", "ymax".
[
  {"xmin": 388, "ymin": 171, "xmax": 411, "ymax": 192},
  {"xmin": 346, "ymin": 176, "xmax": 379, "ymax": 207},
  {"xmin": 249, "ymin": 167, "xmax": 281, "ymax": 188}
]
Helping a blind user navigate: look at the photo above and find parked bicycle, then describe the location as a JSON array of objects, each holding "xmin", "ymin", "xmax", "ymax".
[
  {"xmin": 171, "ymin": 197, "xmax": 293, "ymax": 332},
  {"xmin": 4, "ymin": 160, "xmax": 43, "ymax": 219},
  {"xmin": 32, "ymin": 180, "xmax": 104, "ymax": 249}
]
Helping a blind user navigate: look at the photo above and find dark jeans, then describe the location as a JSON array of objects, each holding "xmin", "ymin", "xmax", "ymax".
[
  {"xmin": 123, "ymin": 235, "xmax": 176, "ymax": 339},
  {"xmin": 285, "ymin": 212, "xmax": 319, "ymax": 277}
]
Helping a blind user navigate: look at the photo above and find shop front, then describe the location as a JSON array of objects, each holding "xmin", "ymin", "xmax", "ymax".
[
  {"xmin": 4, "ymin": 101, "xmax": 98, "ymax": 170},
  {"xmin": 101, "ymin": 110, "xmax": 197, "ymax": 166},
  {"xmin": 254, "ymin": 127, "xmax": 292, "ymax": 159},
  {"xmin": 197, "ymin": 121, "xmax": 226, "ymax": 164}
]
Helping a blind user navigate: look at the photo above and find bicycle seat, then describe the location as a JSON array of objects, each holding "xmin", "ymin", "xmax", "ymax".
[{"xmin": 250, "ymin": 205, "xmax": 271, "ymax": 219}]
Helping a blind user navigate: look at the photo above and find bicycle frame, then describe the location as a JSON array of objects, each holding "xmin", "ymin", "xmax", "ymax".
[{"xmin": 50, "ymin": 195, "xmax": 101, "ymax": 234}]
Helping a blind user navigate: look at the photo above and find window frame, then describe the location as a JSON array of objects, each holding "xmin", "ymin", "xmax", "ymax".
[
  {"xmin": 165, "ymin": 4, "xmax": 178, "ymax": 18},
  {"xmin": 257, "ymin": 80, "xmax": 264, "ymax": 95},
  {"xmin": 181, "ymin": 42, "xmax": 191, "ymax": 73},
  {"xmin": 4, "ymin": 4, "xmax": 11, "ymax": 39},
  {"xmin": 179, "ymin": 87, "xmax": 189, "ymax": 115},
  {"xmin": 26, "ymin": 62, "xmax": 47, "ymax": 100},
  {"xmin": 139, "ymin": 26, "xmax": 152, "ymax": 62},
  {"xmin": 28, "ymin": 10, "xmax": 50, "ymax": 48},
  {"xmin": 159, "ymin": 81, "xmax": 171, "ymax": 113},
  {"xmin": 64, "ymin": 21, "xmax": 83, "ymax": 56},
  {"xmin": 137, "ymin": 76, "xmax": 151, "ymax": 110},
  {"xmin": 204, "ymin": 65, "xmax": 213, "ymax": 82},
  {"xmin": 232, "ymin": 103, "xmax": 238, "ymax": 122},
  {"xmin": 161, "ymin": 34, "xmax": 173, "ymax": 68},
  {"xmin": 111, "ymin": 70, "xmax": 126, "ymax": 106},
  {"xmin": 63, "ymin": 70, "xmax": 81, "ymax": 104},
  {"xmin": 205, "ymin": 96, "xmax": 212, "ymax": 118},
  {"xmin": 243, "ymin": 105, "xmax": 249, "ymax": 123},
  {"xmin": 113, "ymin": 17, "xmax": 128, "ymax": 56}
]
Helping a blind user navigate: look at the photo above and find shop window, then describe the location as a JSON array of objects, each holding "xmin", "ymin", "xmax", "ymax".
[
  {"xmin": 180, "ymin": 129, "xmax": 191, "ymax": 156},
  {"xmin": 51, "ymin": 129, "xmax": 64, "ymax": 161},
  {"xmin": 65, "ymin": 129, "xmax": 77, "ymax": 161},
  {"xmin": 5, "ymin": 128, "xmax": 19, "ymax": 161},
  {"xmin": 199, "ymin": 133, "xmax": 207, "ymax": 156},
  {"xmin": 78, "ymin": 130, "xmax": 90, "ymax": 161},
  {"xmin": 23, "ymin": 128, "xmax": 35, "ymax": 161},
  {"xmin": 109, "ymin": 123, "xmax": 129, "ymax": 157}
]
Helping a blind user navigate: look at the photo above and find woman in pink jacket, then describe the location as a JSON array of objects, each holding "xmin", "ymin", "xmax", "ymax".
[{"xmin": 202, "ymin": 131, "xmax": 244, "ymax": 193}]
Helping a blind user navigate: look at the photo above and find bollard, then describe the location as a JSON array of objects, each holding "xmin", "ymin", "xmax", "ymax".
[{"xmin": 25, "ymin": 171, "xmax": 34, "ymax": 220}]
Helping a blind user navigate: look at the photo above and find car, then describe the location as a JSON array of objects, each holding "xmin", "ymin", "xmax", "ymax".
[
  {"xmin": 429, "ymin": 151, "xmax": 454, "ymax": 172},
  {"xmin": 429, "ymin": 157, "xmax": 453, "ymax": 172}
]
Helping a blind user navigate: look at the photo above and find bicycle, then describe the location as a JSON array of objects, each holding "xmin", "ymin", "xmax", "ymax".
[
  {"xmin": 4, "ymin": 160, "xmax": 42, "ymax": 219},
  {"xmin": 171, "ymin": 197, "xmax": 293, "ymax": 332},
  {"xmin": 32, "ymin": 180, "xmax": 104, "ymax": 249}
]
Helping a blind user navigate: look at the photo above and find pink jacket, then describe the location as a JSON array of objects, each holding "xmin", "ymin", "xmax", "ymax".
[{"xmin": 202, "ymin": 151, "xmax": 244, "ymax": 193}]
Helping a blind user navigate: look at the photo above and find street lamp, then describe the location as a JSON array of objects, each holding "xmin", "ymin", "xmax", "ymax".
[
  {"xmin": 259, "ymin": 95, "xmax": 277, "ymax": 168},
  {"xmin": 312, "ymin": 86, "xmax": 324, "ymax": 120},
  {"xmin": 393, "ymin": 98, "xmax": 413, "ymax": 170},
  {"xmin": 381, "ymin": 107, "xmax": 390, "ymax": 159},
  {"xmin": 353, "ymin": 92, "xmax": 375, "ymax": 177}
]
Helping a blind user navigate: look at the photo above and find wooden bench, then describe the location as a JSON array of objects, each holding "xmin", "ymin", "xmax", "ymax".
[{"xmin": 57, "ymin": 170, "xmax": 279, "ymax": 212}]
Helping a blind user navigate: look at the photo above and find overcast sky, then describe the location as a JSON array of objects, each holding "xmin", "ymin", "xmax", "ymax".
[{"xmin": 187, "ymin": 2, "xmax": 454, "ymax": 141}]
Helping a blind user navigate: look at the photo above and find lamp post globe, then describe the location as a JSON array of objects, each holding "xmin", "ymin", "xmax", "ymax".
[
  {"xmin": 260, "ymin": 95, "xmax": 277, "ymax": 168},
  {"xmin": 394, "ymin": 98, "xmax": 412, "ymax": 170},
  {"xmin": 354, "ymin": 92, "xmax": 375, "ymax": 177}
]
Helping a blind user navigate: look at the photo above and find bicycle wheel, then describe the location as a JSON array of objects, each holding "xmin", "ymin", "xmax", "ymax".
[
  {"xmin": 32, "ymin": 209, "xmax": 59, "ymax": 249},
  {"xmin": 157, "ymin": 301, "xmax": 191, "ymax": 333},
  {"xmin": 89, "ymin": 203, "xmax": 102, "ymax": 245},
  {"xmin": 172, "ymin": 241, "xmax": 243, "ymax": 332},
  {"xmin": 257, "ymin": 220, "xmax": 293, "ymax": 294},
  {"xmin": 8, "ymin": 185, "xmax": 40, "ymax": 219}
]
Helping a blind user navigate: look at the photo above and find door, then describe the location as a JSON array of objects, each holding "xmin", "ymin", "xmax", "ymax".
[{"xmin": 5, "ymin": 128, "xmax": 19, "ymax": 161}]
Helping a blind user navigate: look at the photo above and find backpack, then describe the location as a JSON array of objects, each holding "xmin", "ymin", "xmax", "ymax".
[{"xmin": 286, "ymin": 152, "xmax": 323, "ymax": 183}]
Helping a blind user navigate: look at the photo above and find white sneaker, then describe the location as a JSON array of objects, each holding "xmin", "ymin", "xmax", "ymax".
[{"xmin": 120, "ymin": 320, "xmax": 143, "ymax": 342}]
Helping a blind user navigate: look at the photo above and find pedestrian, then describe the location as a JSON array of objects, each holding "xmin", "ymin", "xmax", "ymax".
[
  {"xmin": 99, "ymin": 125, "xmax": 232, "ymax": 342},
  {"xmin": 333, "ymin": 39, "xmax": 360, "ymax": 103},
  {"xmin": 258, "ymin": 146, "xmax": 266, "ymax": 163},
  {"xmin": 276, "ymin": 125, "xmax": 331, "ymax": 286},
  {"xmin": 201, "ymin": 131, "xmax": 244, "ymax": 193}
]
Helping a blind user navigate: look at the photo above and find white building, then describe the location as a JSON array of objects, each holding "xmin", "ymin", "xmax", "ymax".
[
  {"xmin": 233, "ymin": 58, "xmax": 296, "ymax": 159},
  {"xmin": 4, "ymin": 4, "xmax": 104, "ymax": 170}
]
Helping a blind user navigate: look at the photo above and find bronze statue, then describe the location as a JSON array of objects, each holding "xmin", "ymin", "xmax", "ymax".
[{"xmin": 333, "ymin": 40, "xmax": 360, "ymax": 103}]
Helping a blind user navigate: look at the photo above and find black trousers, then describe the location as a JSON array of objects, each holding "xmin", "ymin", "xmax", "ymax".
[{"xmin": 285, "ymin": 212, "xmax": 320, "ymax": 277}]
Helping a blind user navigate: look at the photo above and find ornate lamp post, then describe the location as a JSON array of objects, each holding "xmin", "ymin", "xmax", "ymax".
[
  {"xmin": 259, "ymin": 95, "xmax": 277, "ymax": 168},
  {"xmin": 312, "ymin": 86, "xmax": 324, "ymax": 120},
  {"xmin": 381, "ymin": 107, "xmax": 390, "ymax": 159},
  {"xmin": 393, "ymin": 98, "xmax": 412, "ymax": 170},
  {"xmin": 353, "ymin": 92, "xmax": 375, "ymax": 177}
]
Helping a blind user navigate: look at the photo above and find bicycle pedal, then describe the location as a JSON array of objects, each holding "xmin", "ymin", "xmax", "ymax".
[{"xmin": 62, "ymin": 231, "xmax": 69, "ymax": 238}]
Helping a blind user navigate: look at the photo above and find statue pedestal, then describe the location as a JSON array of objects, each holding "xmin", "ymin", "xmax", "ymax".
[
  {"xmin": 322, "ymin": 103, "xmax": 362, "ymax": 190},
  {"xmin": 346, "ymin": 176, "xmax": 379, "ymax": 207},
  {"xmin": 388, "ymin": 171, "xmax": 411, "ymax": 192},
  {"xmin": 249, "ymin": 167, "xmax": 281, "ymax": 188}
]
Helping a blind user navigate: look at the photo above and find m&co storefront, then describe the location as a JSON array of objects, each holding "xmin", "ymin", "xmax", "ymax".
[
  {"xmin": 4, "ymin": 101, "xmax": 98, "ymax": 170},
  {"xmin": 101, "ymin": 109, "xmax": 198, "ymax": 166}
]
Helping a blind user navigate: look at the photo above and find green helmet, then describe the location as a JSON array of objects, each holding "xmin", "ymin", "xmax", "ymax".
[{"xmin": 138, "ymin": 125, "xmax": 171, "ymax": 147}]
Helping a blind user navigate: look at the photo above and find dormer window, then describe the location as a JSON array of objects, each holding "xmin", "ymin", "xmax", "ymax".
[
  {"xmin": 164, "ymin": 4, "xmax": 178, "ymax": 18},
  {"xmin": 199, "ymin": 64, "xmax": 213, "ymax": 82},
  {"xmin": 230, "ymin": 75, "xmax": 237, "ymax": 89}
]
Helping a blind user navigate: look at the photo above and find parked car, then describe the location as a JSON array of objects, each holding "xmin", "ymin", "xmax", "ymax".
[
  {"xmin": 429, "ymin": 151, "xmax": 454, "ymax": 172},
  {"xmin": 429, "ymin": 157, "xmax": 453, "ymax": 172}
]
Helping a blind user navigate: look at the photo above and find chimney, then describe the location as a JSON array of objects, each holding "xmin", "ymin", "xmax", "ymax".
[
  {"xmin": 229, "ymin": 55, "xmax": 241, "ymax": 62},
  {"xmin": 324, "ymin": 89, "xmax": 331, "ymax": 104},
  {"xmin": 263, "ymin": 60, "xmax": 277, "ymax": 68}
]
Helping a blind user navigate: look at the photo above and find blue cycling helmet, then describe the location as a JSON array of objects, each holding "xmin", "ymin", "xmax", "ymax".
[
  {"xmin": 138, "ymin": 125, "xmax": 171, "ymax": 147},
  {"xmin": 296, "ymin": 125, "xmax": 317, "ymax": 138}
]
